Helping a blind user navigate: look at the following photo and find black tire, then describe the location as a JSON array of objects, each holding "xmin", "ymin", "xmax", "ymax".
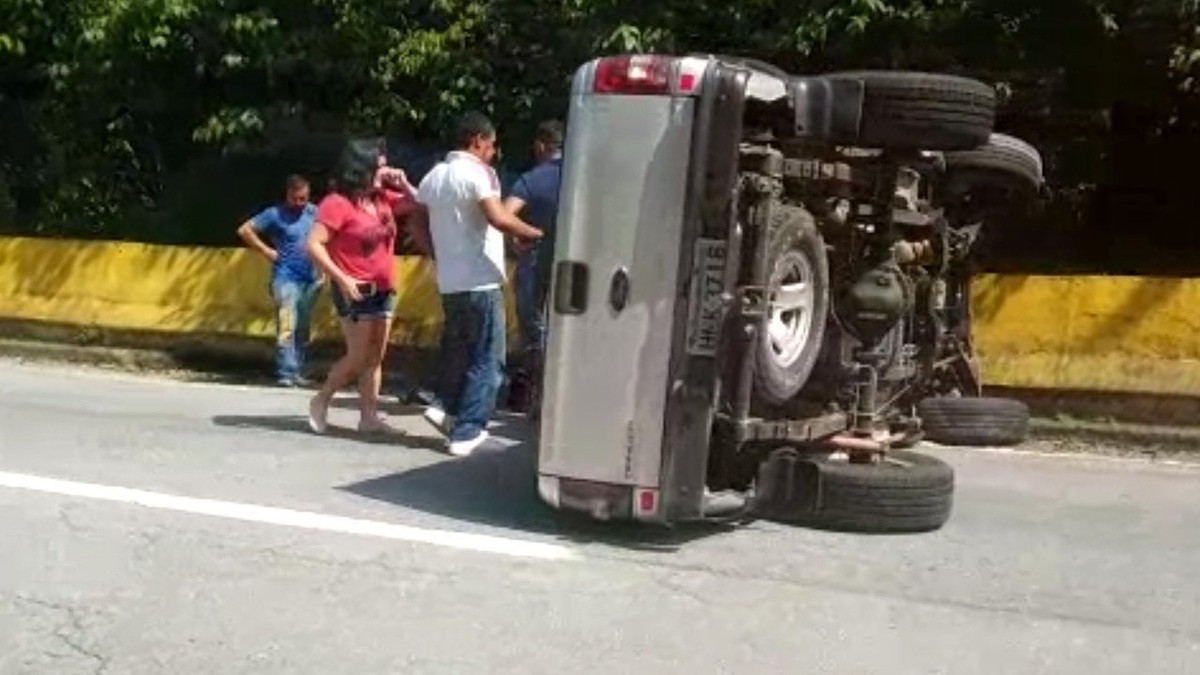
[
  {"xmin": 753, "ymin": 205, "xmax": 830, "ymax": 405},
  {"xmin": 943, "ymin": 132, "xmax": 1044, "ymax": 191},
  {"xmin": 823, "ymin": 71, "xmax": 995, "ymax": 151},
  {"xmin": 754, "ymin": 449, "xmax": 954, "ymax": 534},
  {"xmin": 917, "ymin": 396, "xmax": 1030, "ymax": 447}
]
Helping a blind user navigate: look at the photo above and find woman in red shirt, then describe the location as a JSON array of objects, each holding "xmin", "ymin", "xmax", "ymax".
[{"xmin": 305, "ymin": 139, "xmax": 416, "ymax": 435}]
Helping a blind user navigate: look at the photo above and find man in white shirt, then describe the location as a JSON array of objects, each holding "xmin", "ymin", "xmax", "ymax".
[{"xmin": 410, "ymin": 112, "xmax": 543, "ymax": 456}]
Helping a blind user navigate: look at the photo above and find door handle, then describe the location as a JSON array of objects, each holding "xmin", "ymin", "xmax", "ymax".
[
  {"xmin": 609, "ymin": 267, "xmax": 629, "ymax": 313},
  {"xmin": 554, "ymin": 261, "xmax": 589, "ymax": 315}
]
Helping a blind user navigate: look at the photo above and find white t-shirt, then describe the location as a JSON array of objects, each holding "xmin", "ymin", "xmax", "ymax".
[{"xmin": 416, "ymin": 151, "xmax": 506, "ymax": 294}]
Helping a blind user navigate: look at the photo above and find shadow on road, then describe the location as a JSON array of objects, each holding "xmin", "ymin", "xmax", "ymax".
[
  {"xmin": 210, "ymin": 413, "xmax": 446, "ymax": 451},
  {"xmin": 338, "ymin": 439, "xmax": 736, "ymax": 553},
  {"xmin": 328, "ymin": 397, "xmax": 428, "ymax": 418}
]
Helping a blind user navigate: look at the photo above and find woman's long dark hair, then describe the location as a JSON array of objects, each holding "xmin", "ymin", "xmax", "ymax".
[{"xmin": 329, "ymin": 136, "xmax": 387, "ymax": 200}]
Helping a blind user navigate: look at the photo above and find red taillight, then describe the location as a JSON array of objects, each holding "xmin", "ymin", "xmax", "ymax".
[
  {"xmin": 638, "ymin": 485, "xmax": 657, "ymax": 506},
  {"xmin": 635, "ymin": 488, "xmax": 658, "ymax": 517},
  {"xmin": 593, "ymin": 55, "xmax": 674, "ymax": 95}
]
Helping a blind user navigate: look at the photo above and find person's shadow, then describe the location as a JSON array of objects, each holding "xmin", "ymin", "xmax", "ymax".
[
  {"xmin": 211, "ymin": 401, "xmax": 447, "ymax": 451},
  {"xmin": 214, "ymin": 395, "xmax": 738, "ymax": 551},
  {"xmin": 337, "ymin": 415, "xmax": 739, "ymax": 552}
]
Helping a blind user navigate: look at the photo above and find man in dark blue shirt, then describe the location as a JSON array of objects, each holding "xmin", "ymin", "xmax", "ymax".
[
  {"xmin": 237, "ymin": 174, "xmax": 323, "ymax": 387},
  {"xmin": 505, "ymin": 121, "xmax": 563, "ymax": 353},
  {"xmin": 504, "ymin": 120, "xmax": 563, "ymax": 417}
]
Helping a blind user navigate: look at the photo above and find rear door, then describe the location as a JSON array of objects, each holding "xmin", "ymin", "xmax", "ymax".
[{"xmin": 538, "ymin": 56, "xmax": 708, "ymax": 488}]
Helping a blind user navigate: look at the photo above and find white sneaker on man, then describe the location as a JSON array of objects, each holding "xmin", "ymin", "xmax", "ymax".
[
  {"xmin": 423, "ymin": 406, "xmax": 455, "ymax": 436},
  {"xmin": 448, "ymin": 430, "xmax": 489, "ymax": 458}
]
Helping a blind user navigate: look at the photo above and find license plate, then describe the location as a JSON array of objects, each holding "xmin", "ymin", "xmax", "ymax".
[{"xmin": 685, "ymin": 238, "xmax": 728, "ymax": 357}]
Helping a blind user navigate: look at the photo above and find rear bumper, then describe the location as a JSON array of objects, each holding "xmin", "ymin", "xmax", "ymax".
[{"xmin": 537, "ymin": 474, "xmax": 670, "ymax": 524}]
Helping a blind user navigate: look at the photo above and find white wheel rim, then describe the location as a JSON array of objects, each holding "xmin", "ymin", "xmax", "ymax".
[{"xmin": 767, "ymin": 251, "xmax": 815, "ymax": 367}]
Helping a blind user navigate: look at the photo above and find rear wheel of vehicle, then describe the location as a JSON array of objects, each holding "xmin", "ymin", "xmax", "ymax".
[
  {"xmin": 823, "ymin": 71, "xmax": 995, "ymax": 151},
  {"xmin": 917, "ymin": 396, "xmax": 1030, "ymax": 447},
  {"xmin": 943, "ymin": 132, "xmax": 1044, "ymax": 192},
  {"xmin": 754, "ymin": 448, "xmax": 954, "ymax": 533},
  {"xmin": 753, "ymin": 205, "xmax": 830, "ymax": 405}
]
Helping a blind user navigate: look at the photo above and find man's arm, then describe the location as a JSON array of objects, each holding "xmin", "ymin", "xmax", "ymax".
[
  {"xmin": 503, "ymin": 195, "xmax": 527, "ymax": 216},
  {"xmin": 378, "ymin": 166, "xmax": 418, "ymax": 198},
  {"xmin": 481, "ymin": 197, "xmax": 542, "ymax": 240},
  {"xmin": 466, "ymin": 164, "xmax": 540, "ymax": 241},
  {"xmin": 236, "ymin": 210, "xmax": 277, "ymax": 262},
  {"xmin": 502, "ymin": 195, "xmax": 534, "ymax": 253},
  {"xmin": 502, "ymin": 175, "xmax": 535, "ymax": 253}
]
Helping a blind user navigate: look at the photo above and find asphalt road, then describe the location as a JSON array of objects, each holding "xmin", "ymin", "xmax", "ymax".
[{"xmin": 0, "ymin": 359, "xmax": 1197, "ymax": 674}]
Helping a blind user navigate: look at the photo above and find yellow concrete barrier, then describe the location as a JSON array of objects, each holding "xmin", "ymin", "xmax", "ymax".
[
  {"xmin": 1, "ymin": 236, "xmax": 1198, "ymax": 395},
  {"xmin": 0, "ymin": 236, "xmax": 518, "ymax": 349},
  {"xmin": 971, "ymin": 274, "xmax": 1200, "ymax": 396}
]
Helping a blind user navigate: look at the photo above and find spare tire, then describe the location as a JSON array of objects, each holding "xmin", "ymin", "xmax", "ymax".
[
  {"xmin": 823, "ymin": 71, "xmax": 995, "ymax": 151},
  {"xmin": 917, "ymin": 396, "xmax": 1030, "ymax": 447},
  {"xmin": 754, "ymin": 448, "xmax": 954, "ymax": 534},
  {"xmin": 943, "ymin": 132, "xmax": 1044, "ymax": 191},
  {"xmin": 753, "ymin": 204, "xmax": 830, "ymax": 405}
]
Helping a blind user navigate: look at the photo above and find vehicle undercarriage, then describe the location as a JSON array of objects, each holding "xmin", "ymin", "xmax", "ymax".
[{"xmin": 697, "ymin": 67, "xmax": 1045, "ymax": 531}]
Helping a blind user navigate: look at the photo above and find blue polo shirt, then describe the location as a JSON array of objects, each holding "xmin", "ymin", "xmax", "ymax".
[
  {"xmin": 510, "ymin": 153, "xmax": 562, "ymax": 276},
  {"xmin": 249, "ymin": 203, "xmax": 319, "ymax": 284}
]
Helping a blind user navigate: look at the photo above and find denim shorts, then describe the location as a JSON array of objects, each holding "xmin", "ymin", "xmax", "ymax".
[{"xmin": 331, "ymin": 286, "xmax": 396, "ymax": 322}]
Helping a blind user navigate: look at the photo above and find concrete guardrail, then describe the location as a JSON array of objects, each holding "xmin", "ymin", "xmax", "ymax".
[{"xmin": 2, "ymin": 236, "xmax": 1198, "ymax": 397}]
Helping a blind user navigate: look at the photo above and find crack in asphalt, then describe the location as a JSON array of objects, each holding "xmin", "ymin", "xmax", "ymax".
[
  {"xmin": 13, "ymin": 596, "xmax": 110, "ymax": 675},
  {"xmin": 586, "ymin": 550, "xmax": 1200, "ymax": 643},
  {"xmin": 17, "ymin": 481, "xmax": 1199, "ymax": 644},
  {"xmin": 58, "ymin": 503, "xmax": 92, "ymax": 535}
]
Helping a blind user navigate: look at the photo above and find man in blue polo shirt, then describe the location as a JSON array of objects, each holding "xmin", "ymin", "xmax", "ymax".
[
  {"xmin": 504, "ymin": 120, "xmax": 563, "ymax": 415},
  {"xmin": 237, "ymin": 174, "xmax": 323, "ymax": 387}
]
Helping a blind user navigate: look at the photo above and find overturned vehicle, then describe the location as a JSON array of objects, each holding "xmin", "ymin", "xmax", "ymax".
[{"xmin": 535, "ymin": 54, "xmax": 1044, "ymax": 533}]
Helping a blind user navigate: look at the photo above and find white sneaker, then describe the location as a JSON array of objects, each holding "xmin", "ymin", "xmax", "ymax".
[
  {"xmin": 448, "ymin": 430, "xmax": 489, "ymax": 458},
  {"xmin": 423, "ymin": 406, "xmax": 455, "ymax": 436},
  {"xmin": 307, "ymin": 396, "xmax": 329, "ymax": 435}
]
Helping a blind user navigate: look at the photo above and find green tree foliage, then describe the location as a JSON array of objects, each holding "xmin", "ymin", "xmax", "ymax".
[{"xmin": 1, "ymin": 0, "xmax": 1198, "ymax": 269}]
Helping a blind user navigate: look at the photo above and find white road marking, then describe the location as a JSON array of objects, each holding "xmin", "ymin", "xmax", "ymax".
[{"xmin": 0, "ymin": 470, "xmax": 579, "ymax": 561}]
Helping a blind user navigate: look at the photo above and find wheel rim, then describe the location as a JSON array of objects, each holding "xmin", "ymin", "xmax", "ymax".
[{"xmin": 766, "ymin": 250, "xmax": 816, "ymax": 367}]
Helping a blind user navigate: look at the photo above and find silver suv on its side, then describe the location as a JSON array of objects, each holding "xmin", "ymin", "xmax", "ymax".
[{"xmin": 536, "ymin": 54, "xmax": 1044, "ymax": 533}]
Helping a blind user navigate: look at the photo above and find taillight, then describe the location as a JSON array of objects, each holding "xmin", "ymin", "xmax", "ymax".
[
  {"xmin": 594, "ymin": 55, "xmax": 672, "ymax": 94},
  {"xmin": 593, "ymin": 53, "xmax": 711, "ymax": 97},
  {"xmin": 633, "ymin": 487, "xmax": 659, "ymax": 520}
]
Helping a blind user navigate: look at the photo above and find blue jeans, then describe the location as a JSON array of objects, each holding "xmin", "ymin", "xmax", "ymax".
[
  {"xmin": 271, "ymin": 278, "xmax": 322, "ymax": 382},
  {"xmin": 434, "ymin": 289, "xmax": 507, "ymax": 442},
  {"xmin": 515, "ymin": 248, "xmax": 548, "ymax": 356}
]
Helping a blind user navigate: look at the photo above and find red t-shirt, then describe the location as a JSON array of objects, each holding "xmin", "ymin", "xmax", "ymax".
[{"xmin": 315, "ymin": 189, "xmax": 413, "ymax": 292}]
